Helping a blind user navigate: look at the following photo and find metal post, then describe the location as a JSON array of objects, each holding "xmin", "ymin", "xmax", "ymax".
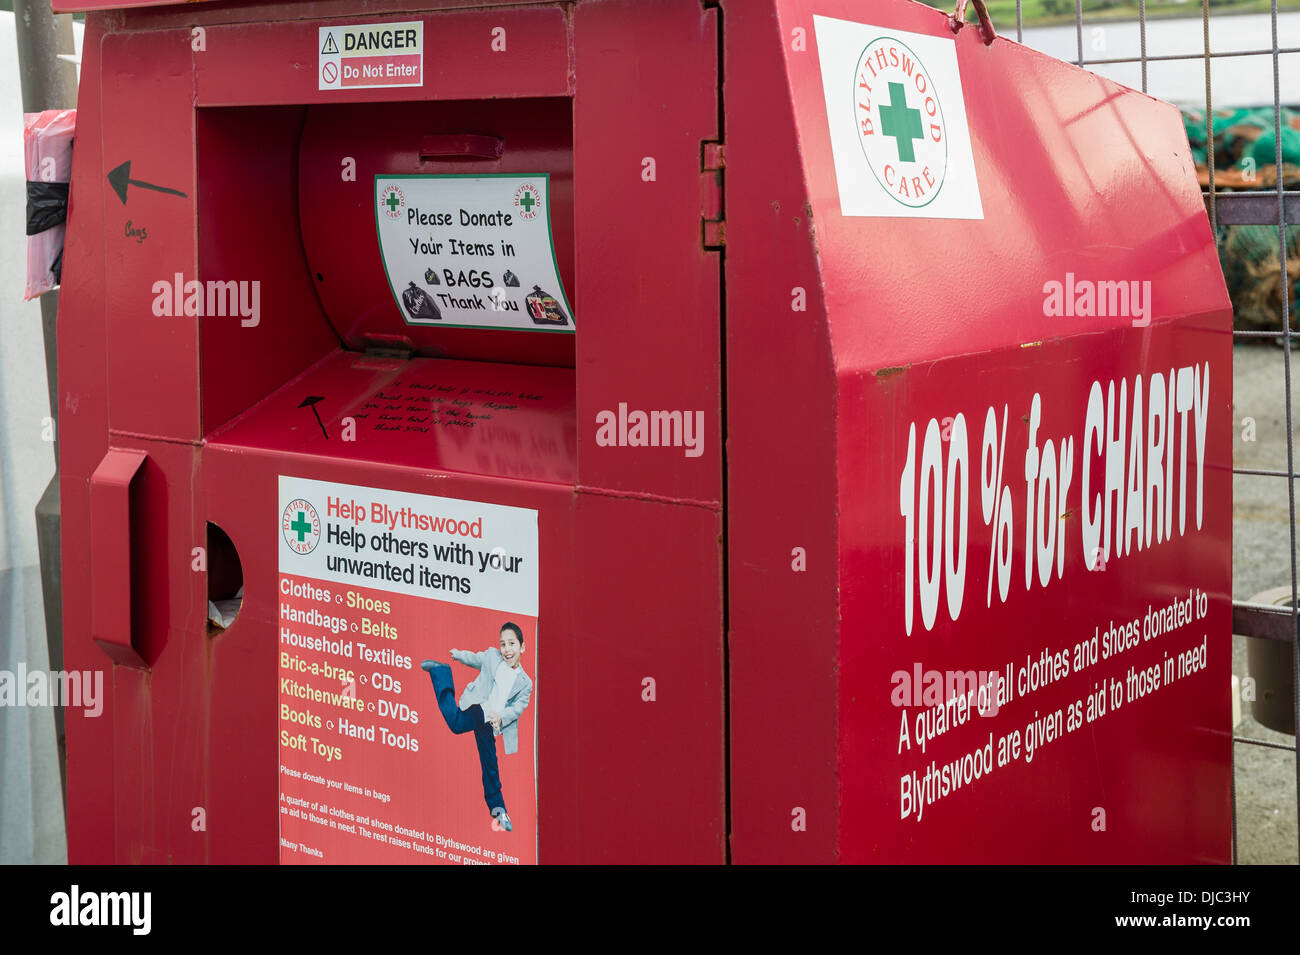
[{"xmin": 13, "ymin": 0, "xmax": 78, "ymax": 806}]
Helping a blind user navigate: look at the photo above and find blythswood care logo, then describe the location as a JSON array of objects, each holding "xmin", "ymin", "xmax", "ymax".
[
  {"xmin": 380, "ymin": 183, "xmax": 406, "ymax": 219},
  {"xmin": 814, "ymin": 16, "xmax": 983, "ymax": 219},
  {"xmin": 513, "ymin": 182, "xmax": 542, "ymax": 220},
  {"xmin": 283, "ymin": 499, "xmax": 321, "ymax": 555}
]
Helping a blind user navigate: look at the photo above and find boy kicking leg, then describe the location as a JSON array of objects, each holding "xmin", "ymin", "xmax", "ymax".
[{"xmin": 421, "ymin": 660, "xmax": 512, "ymax": 831}]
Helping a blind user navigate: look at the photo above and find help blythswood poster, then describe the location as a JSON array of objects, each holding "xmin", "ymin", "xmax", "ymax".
[{"xmin": 278, "ymin": 476, "xmax": 540, "ymax": 865}]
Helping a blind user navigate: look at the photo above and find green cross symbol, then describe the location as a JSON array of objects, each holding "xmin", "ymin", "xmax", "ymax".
[
  {"xmin": 385, "ymin": 191, "xmax": 401, "ymax": 212},
  {"xmin": 519, "ymin": 190, "xmax": 536, "ymax": 212},
  {"xmin": 291, "ymin": 511, "xmax": 312, "ymax": 542},
  {"xmin": 879, "ymin": 82, "xmax": 924, "ymax": 163}
]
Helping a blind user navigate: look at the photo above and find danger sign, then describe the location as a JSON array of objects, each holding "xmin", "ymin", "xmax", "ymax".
[{"xmin": 319, "ymin": 21, "xmax": 423, "ymax": 91}]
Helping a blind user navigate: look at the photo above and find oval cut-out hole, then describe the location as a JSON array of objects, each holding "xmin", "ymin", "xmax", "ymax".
[{"xmin": 206, "ymin": 522, "xmax": 243, "ymax": 633}]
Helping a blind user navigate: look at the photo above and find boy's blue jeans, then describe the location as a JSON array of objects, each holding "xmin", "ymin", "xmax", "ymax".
[{"xmin": 427, "ymin": 665, "xmax": 505, "ymax": 813}]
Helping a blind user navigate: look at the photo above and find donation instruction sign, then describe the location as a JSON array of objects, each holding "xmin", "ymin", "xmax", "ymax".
[{"xmin": 375, "ymin": 174, "xmax": 575, "ymax": 332}]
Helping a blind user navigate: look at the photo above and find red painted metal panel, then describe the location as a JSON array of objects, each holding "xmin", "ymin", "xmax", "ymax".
[
  {"xmin": 60, "ymin": 15, "xmax": 117, "ymax": 865},
  {"xmin": 780, "ymin": 0, "xmax": 1222, "ymax": 374},
  {"xmin": 722, "ymin": 1, "xmax": 842, "ymax": 865},
  {"xmin": 193, "ymin": 7, "xmax": 572, "ymax": 107},
  {"xmin": 199, "ymin": 349, "xmax": 721, "ymax": 862},
  {"xmin": 725, "ymin": 0, "xmax": 1232, "ymax": 861},
  {"xmin": 53, "ymin": 0, "xmax": 208, "ymax": 10},
  {"xmin": 568, "ymin": 491, "xmax": 726, "ymax": 863},
  {"xmin": 835, "ymin": 325, "xmax": 1232, "ymax": 862},
  {"xmin": 207, "ymin": 352, "xmax": 577, "ymax": 483},
  {"xmin": 573, "ymin": 0, "xmax": 722, "ymax": 506},
  {"xmin": 100, "ymin": 29, "xmax": 201, "ymax": 441},
  {"xmin": 55, "ymin": 0, "xmax": 544, "ymax": 17}
]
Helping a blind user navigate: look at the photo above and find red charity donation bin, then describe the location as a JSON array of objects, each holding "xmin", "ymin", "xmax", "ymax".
[{"xmin": 56, "ymin": 0, "xmax": 1231, "ymax": 865}]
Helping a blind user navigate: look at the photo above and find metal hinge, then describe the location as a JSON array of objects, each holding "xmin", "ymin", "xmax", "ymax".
[
  {"xmin": 702, "ymin": 140, "xmax": 725, "ymax": 250},
  {"xmin": 361, "ymin": 333, "xmax": 415, "ymax": 360}
]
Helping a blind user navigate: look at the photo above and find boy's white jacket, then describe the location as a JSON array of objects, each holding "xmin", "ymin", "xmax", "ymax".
[{"xmin": 450, "ymin": 647, "xmax": 533, "ymax": 755}]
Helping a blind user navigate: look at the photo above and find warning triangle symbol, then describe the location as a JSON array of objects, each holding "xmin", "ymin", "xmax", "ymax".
[{"xmin": 321, "ymin": 33, "xmax": 339, "ymax": 54}]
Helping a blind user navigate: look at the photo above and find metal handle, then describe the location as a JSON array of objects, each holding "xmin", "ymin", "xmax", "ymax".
[
  {"xmin": 419, "ymin": 134, "xmax": 505, "ymax": 161},
  {"xmin": 950, "ymin": 0, "xmax": 997, "ymax": 45},
  {"xmin": 90, "ymin": 447, "xmax": 149, "ymax": 668}
]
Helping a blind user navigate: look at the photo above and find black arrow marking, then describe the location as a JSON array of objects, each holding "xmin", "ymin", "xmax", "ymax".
[
  {"xmin": 107, "ymin": 160, "xmax": 188, "ymax": 205},
  {"xmin": 298, "ymin": 396, "xmax": 329, "ymax": 439}
]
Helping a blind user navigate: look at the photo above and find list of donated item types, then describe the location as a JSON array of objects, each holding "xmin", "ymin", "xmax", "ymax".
[{"xmin": 278, "ymin": 476, "xmax": 539, "ymax": 864}]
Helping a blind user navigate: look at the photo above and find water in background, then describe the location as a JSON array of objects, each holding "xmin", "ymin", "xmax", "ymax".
[{"xmin": 1021, "ymin": 11, "xmax": 1300, "ymax": 107}]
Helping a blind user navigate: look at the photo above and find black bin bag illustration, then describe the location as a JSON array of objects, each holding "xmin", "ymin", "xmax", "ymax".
[
  {"xmin": 402, "ymin": 281, "xmax": 442, "ymax": 321},
  {"xmin": 525, "ymin": 285, "xmax": 569, "ymax": 326}
]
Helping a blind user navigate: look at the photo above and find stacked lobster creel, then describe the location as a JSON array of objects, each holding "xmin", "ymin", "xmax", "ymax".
[{"xmin": 1183, "ymin": 105, "xmax": 1300, "ymax": 335}]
